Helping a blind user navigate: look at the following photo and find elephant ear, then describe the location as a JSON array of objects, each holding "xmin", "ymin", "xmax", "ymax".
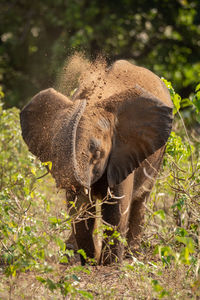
[
  {"xmin": 20, "ymin": 88, "xmax": 73, "ymax": 162},
  {"xmin": 105, "ymin": 86, "xmax": 173, "ymax": 187}
]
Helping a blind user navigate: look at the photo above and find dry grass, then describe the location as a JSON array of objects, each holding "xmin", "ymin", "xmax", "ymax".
[
  {"xmin": 0, "ymin": 146, "xmax": 199, "ymax": 299},
  {"xmin": 0, "ymin": 166, "xmax": 199, "ymax": 299},
  {"xmin": 0, "ymin": 243, "xmax": 197, "ymax": 299}
]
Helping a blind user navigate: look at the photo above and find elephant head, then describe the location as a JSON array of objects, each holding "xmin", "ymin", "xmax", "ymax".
[{"xmin": 20, "ymin": 60, "xmax": 173, "ymax": 191}]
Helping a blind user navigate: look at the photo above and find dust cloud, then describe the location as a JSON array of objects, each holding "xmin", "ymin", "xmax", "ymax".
[
  {"xmin": 56, "ymin": 52, "xmax": 91, "ymax": 97},
  {"xmin": 56, "ymin": 53, "xmax": 108, "ymax": 101}
]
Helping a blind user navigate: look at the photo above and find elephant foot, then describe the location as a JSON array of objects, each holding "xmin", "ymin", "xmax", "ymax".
[
  {"xmin": 126, "ymin": 233, "xmax": 143, "ymax": 253},
  {"xmin": 64, "ymin": 242, "xmax": 96, "ymax": 266},
  {"xmin": 100, "ymin": 241, "xmax": 124, "ymax": 265},
  {"xmin": 65, "ymin": 231, "xmax": 78, "ymax": 249},
  {"xmin": 65, "ymin": 227, "xmax": 125, "ymax": 266}
]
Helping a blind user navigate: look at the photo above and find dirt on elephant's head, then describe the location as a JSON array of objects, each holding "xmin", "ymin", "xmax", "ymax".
[
  {"xmin": 56, "ymin": 52, "xmax": 172, "ymax": 108},
  {"xmin": 56, "ymin": 53, "xmax": 110, "ymax": 102},
  {"xmin": 78, "ymin": 56, "xmax": 108, "ymax": 101}
]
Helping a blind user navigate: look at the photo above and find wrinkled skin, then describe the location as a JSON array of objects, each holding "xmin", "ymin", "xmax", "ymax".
[{"xmin": 20, "ymin": 59, "xmax": 173, "ymax": 265}]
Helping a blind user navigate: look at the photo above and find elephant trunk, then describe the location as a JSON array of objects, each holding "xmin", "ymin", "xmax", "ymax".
[
  {"xmin": 51, "ymin": 99, "xmax": 90, "ymax": 189},
  {"xmin": 71, "ymin": 99, "xmax": 91, "ymax": 188}
]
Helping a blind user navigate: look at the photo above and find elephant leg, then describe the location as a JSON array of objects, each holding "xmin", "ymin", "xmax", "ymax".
[
  {"xmin": 127, "ymin": 147, "xmax": 165, "ymax": 249},
  {"xmin": 65, "ymin": 190, "xmax": 96, "ymax": 265},
  {"xmin": 126, "ymin": 199, "xmax": 146, "ymax": 249},
  {"xmin": 101, "ymin": 173, "xmax": 133, "ymax": 265},
  {"xmin": 73, "ymin": 213, "xmax": 96, "ymax": 265},
  {"xmin": 65, "ymin": 231, "xmax": 78, "ymax": 251}
]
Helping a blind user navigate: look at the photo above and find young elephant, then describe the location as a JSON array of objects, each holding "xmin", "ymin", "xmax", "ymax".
[{"xmin": 20, "ymin": 59, "xmax": 173, "ymax": 265}]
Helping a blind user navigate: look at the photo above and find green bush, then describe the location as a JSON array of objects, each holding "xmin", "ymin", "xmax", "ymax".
[
  {"xmin": 0, "ymin": 88, "xmax": 55, "ymax": 275},
  {"xmin": 0, "ymin": 82, "xmax": 199, "ymax": 298},
  {"xmin": 0, "ymin": 88, "xmax": 93, "ymax": 299},
  {"xmin": 143, "ymin": 81, "xmax": 200, "ymax": 298}
]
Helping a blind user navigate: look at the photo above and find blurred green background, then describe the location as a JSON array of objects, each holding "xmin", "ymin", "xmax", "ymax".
[{"xmin": 0, "ymin": 0, "xmax": 200, "ymax": 108}]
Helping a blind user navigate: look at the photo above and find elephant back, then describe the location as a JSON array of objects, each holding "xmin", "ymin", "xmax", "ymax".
[{"xmin": 74, "ymin": 59, "xmax": 172, "ymax": 108}]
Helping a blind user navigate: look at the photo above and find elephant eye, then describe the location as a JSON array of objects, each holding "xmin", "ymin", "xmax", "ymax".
[
  {"xmin": 89, "ymin": 138, "xmax": 101, "ymax": 153},
  {"xmin": 91, "ymin": 150, "xmax": 101, "ymax": 165},
  {"xmin": 94, "ymin": 150, "xmax": 101, "ymax": 160}
]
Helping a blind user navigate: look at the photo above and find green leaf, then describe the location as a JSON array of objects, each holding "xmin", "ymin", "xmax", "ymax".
[
  {"xmin": 0, "ymin": 86, "xmax": 4, "ymax": 99},
  {"xmin": 192, "ymin": 91, "xmax": 200, "ymax": 113},
  {"xmin": 59, "ymin": 256, "xmax": 69, "ymax": 264},
  {"xmin": 55, "ymin": 237, "xmax": 66, "ymax": 251},
  {"xmin": 153, "ymin": 209, "xmax": 166, "ymax": 221},
  {"xmin": 161, "ymin": 78, "xmax": 181, "ymax": 114},
  {"xmin": 175, "ymin": 228, "xmax": 188, "ymax": 237},
  {"xmin": 46, "ymin": 278, "xmax": 57, "ymax": 291},
  {"xmin": 173, "ymin": 93, "xmax": 181, "ymax": 114},
  {"xmin": 36, "ymin": 276, "xmax": 46, "ymax": 283},
  {"xmin": 176, "ymin": 236, "xmax": 195, "ymax": 253},
  {"xmin": 152, "ymin": 280, "xmax": 163, "ymax": 292},
  {"xmin": 42, "ymin": 161, "xmax": 52, "ymax": 170},
  {"xmin": 195, "ymin": 83, "xmax": 200, "ymax": 92},
  {"xmin": 77, "ymin": 249, "xmax": 87, "ymax": 260},
  {"xmin": 77, "ymin": 290, "xmax": 94, "ymax": 299},
  {"xmin": 48, "ymin": 216, "xmax": 62, "ymax": 225}
]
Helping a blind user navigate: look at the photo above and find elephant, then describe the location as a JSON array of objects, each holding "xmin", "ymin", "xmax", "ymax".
[{"xmin": 20, "ymin": 59, "xmax": 173, "ymax": 265}]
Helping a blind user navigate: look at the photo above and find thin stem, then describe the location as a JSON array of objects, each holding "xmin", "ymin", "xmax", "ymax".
[{"xmin": 178, "ymin": 110, "xmax": 194, "ymax": 173}]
